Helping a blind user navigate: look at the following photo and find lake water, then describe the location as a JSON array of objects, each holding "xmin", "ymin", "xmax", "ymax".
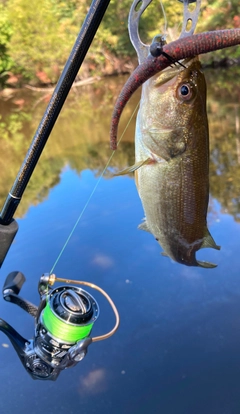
[{"xmin": 0, "ymin": 65, "xmax": 240, "ymax": 413}]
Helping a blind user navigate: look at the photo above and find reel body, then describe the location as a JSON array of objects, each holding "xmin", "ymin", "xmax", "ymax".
[
  {"xmin": 1, "ymin": 272, "xmax": 118, "ymax": 380},
  {"xmin": 34, "ymin": 285, "xmax": 99, "ymax": 376}
]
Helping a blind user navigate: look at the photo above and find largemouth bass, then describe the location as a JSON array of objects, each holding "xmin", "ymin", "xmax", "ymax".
[{"xmin": 119, "ymin": 58, "xmax": 220, "ymax": 268}]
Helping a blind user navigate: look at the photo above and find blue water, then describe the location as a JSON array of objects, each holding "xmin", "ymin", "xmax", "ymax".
[{"xmin": 1, "ymin": 158, "xmax": 240, "ymax": 413}]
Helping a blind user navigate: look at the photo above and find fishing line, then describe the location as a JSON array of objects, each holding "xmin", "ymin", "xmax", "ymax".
[
  {"xmin": 159, "ymin": 0, "xmax": 168, "ymax": 37},
  {"xmin": 50, "ymin": 101, "xmax": 140, "ymax": 274},
  {"xmin": 42, "ymin": 300, "xmax": 93, "ymax": 341}
]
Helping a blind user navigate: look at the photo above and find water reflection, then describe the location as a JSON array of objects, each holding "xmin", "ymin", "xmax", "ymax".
[
  {"xmin": 0, "ymin": 66, "xmax": 240, "ymax": 413},
  {"xmin": 1, "ymin": 67, "xmax": 240, "ymax": 223},
  {"xmin": 207, "ymin": 66, "xmax": 240, "ymax": 221},
  {"xmin": 78, "ymin": 368, "xmax": 108, "ymax": 395},
  {"xmin": 0, "ymin": 78, "xmax": 137, "ymax": 217}
]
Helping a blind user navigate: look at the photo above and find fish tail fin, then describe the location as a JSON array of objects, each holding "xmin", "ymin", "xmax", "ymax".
[
  {"xmin": 201, "ymin": 228, "xmax": 221, "ymax": 251},
  {"xmin": 197, "ymin": 260, "xmax": 217, "ymax": 269}
]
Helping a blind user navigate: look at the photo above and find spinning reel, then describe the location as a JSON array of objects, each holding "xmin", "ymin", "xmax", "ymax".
[{"xmin": 0, "ymin": 272, "xmax": 119, "ymax": 381}]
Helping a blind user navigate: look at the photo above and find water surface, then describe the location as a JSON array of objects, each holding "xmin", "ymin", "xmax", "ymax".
[{"xmin": 0, "ymin": 66, "xmax": 240, "ymax": 414}]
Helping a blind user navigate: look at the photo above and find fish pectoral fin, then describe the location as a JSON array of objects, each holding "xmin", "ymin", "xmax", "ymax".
[
  {"xmin": 197, "ymin": 260, "xmax": 217, "ymax": 269},
  {"xmin": 161, "ymin": 252, "xmax": 168, "ymax": 257},
  {"xmin": 114, "ymin": 158, "xmax": 152, "ymax": 176},
  {"xmin": 138, "ymin": 220, "xmax": 151, "ymax": 233},
  {"xmin": 201, "ymin": 228, "xmax": 221, "ymax": 251}
]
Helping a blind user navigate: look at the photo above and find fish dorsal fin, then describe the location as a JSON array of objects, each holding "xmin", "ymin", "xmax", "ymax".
[
  {"xmin": 201, "ymin": 228, "xmax": 221, "ymax": 251},
  {"xmin": 114, "ymin": 158, "xmax": 151, "ymax": 176},
  {"xmin": 138, "ymin": 220, "xmax": 151, "ymax": 233},
  {"xmin": 197, "ymin": 260, "xmax": 217, "ymax": 269}
]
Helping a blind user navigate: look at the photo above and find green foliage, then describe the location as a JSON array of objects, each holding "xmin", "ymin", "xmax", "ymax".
[
  {"xmin": 0, "ymin": 4, "xmax": 13, "ymax": 73},
  {"xmin": 198, "ymin": 0, "xmax": 240, "ymax": 62},
  {"xmin": 0, "ymin": 0, "xmax": 240, "ymax": 83},
  {"xmin": 198, "ymin": 0, "xmax": 240, "ymax": 61},
  {"xmin": 198, "ymin": 0, "xmax": 240, "ymax": 30},
  {"xmin": 7, "ymin": 0, "xmax": 88, "ymax": 82},
  {"xmin": 95, "ymin": 0, "xmax": 137, "ymax": 57}
]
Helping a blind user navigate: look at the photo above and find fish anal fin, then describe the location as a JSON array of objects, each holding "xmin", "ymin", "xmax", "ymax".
[
  {"xmin": 197, "ymin": 260, "xmax": 217, "ymax": 269},
  {"xmin": 161, "ymin": 252, "xmax": 168, "ymax": 257},
  {"xmin": 114, "ymin": 158, "xmax": 152, "ymax": 176},
  {"xmin": 201, "ymin": 228, "xmax": 221, "ymax": 251},
  {"xmin": 138, "ymin": 220, "xmax": 151, "ymax": 233}
]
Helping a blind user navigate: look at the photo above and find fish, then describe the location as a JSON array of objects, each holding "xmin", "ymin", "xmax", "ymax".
[{"xmin": 117, "ymin": 57, "xmax": 220, "ymax": 268}]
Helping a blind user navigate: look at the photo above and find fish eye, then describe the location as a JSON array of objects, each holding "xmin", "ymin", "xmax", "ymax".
[
  {"xmin": 177, "ymin": 82, "xmax": 194, "ymax": 101},
  {"xmin": 180, "ymin": 85, "xmax": 190, "ymax": 96}
]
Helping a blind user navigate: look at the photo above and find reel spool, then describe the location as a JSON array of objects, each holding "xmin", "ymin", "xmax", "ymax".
[
  {"xmin": 42, "ymin": 286, "xmax": 99, "ymax": 341},
  {"xmin": 1, "ymin": 272, "xmax": 119, "ymax": 380}
]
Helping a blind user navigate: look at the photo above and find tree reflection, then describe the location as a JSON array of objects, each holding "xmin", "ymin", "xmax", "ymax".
[
  {"xmin": 0, "ymin": 78, "xmax": 137, "ymax": 217},
  {"xmin": 207, "ymin": 66, "xmax": 240, "ymax": 221},
  {"xmin": 0, "ymin": 67, "xmax": 240, "ymax": 221}
]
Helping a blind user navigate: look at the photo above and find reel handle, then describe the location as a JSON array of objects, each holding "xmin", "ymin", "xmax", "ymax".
[
  {"xmin": 3, "ymin": 271, "xmax": 25, "ymax": 294},
  {"xmin": 3, "ymin": 271, "xmax": 38, "ymax": 317}
]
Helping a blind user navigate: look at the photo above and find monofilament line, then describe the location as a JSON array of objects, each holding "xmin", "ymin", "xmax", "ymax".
[
  {"xmin": 50, "ymin": 102, "xmax": 140, "ymax": 274},
  {"xmin": 160, "ymin": 0, "xmax": 168, "ymax": 37}
]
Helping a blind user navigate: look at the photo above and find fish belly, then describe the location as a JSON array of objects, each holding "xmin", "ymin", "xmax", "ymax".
[{"xmin": 136, "ymin": 134, "xmax": 209, "ymax": 266}]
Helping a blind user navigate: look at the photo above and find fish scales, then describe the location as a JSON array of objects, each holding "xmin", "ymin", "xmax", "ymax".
[{"xmin": 134, "ymin": 58, "xmax": 220, "ymax": 267}]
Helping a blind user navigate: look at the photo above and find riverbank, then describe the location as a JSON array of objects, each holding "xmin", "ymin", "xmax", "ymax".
[{"xmin": 1, "ymin": 54, "xmax": 240, "ymax": 93}]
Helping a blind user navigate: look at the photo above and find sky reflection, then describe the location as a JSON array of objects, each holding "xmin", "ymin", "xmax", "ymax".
[{"xmin": 0, "ymin": 66, "xmax": 240, "ymax": 413}]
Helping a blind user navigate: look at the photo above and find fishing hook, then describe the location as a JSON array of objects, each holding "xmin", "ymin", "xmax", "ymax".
[{"xmin": 128, "ymin": 0, "xmax": 202, "ymax": 64}]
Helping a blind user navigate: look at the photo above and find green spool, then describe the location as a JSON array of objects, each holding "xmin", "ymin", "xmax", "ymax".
[{"xmin": 42, "ymin": 302, "xmax": 93, "ymax": 343}]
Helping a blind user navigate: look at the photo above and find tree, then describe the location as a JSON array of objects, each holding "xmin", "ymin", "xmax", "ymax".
[{"xmin": 0, "ymin": 4, "xmax": 13, "ymax": 74}]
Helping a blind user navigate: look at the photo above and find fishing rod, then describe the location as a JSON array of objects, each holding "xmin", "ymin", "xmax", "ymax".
[
  {"xmin": 0, "ymin": 0, "xmax": 121, "ymax": 381},
  {"xmin": 0, "ymin": 0, "xmax": 111, "ymax": 268}
]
